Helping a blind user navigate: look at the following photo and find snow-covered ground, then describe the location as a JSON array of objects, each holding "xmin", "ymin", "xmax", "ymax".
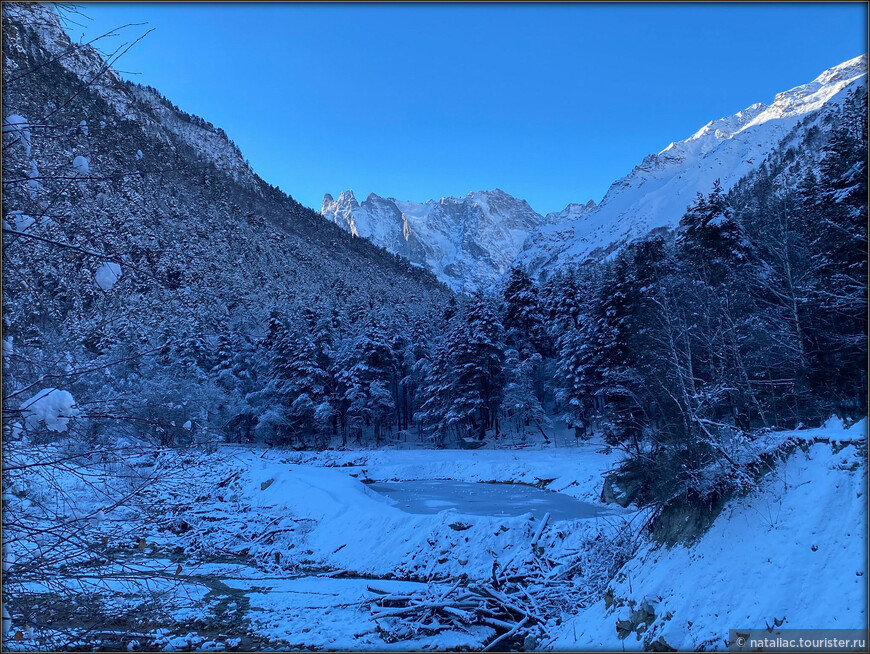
[
  {"xmin": 162, "ymin": 435, "xmax": 630, "ymax": 581},
  {"xmin": 4, "ymin": 431, "xmax": 634, "ymax": 650},
  {"xmin": 549, "ymin": 418, "xmax": 869, "ymax": 651},
  {"xmin": 4, "ymin": 420, "xmax": 866, "ymax": 651},
  {"xmin": 150, "ymin": 438, "xmax": 636, "ymax": 649}
]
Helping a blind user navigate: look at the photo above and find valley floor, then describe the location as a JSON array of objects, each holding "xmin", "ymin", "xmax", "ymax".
[{"xmin": 3, "ymin": 420, "xmax": 866, "ymax": 651}]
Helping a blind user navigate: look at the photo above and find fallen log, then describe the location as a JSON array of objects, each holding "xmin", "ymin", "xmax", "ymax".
[
  {"xmin": 483, "ymin": 616, "xmax": 529, "ymax": 652},
  {"xmin": 362, "ymin": 526, "xmax": 637, "ymax": 648},
  {"xmin": 530, "ymin": 512, "xmax": 550, "ymax": 552}
]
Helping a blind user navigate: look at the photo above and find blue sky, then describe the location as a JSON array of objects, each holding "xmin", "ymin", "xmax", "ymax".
[{"xmin": 64, "ymin": 2, "xmax": 866, "ymax": 214}]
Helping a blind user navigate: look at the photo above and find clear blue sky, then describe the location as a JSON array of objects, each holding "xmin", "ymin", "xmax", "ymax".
[{"xmin": 64, "ymin": 2, "xmax": 867, "ymax": 214}]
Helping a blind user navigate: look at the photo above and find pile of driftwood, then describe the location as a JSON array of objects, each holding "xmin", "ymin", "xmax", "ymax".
[
  {"xmin": 363, "ymin": 512, "xmax": 638, "ymax": 650},
  {"xmin": 365, "ymin": 576, "xmax": 542, "ymax": 650}
]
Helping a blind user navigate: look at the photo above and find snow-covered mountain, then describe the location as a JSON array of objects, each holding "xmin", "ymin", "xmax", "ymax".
[
  {"xmin": 517, "ymin": 54, "xmax": 868, "ymax": 275},
  {"xmin": 543, "ymin": 199, "xmax": 597, "ymax": 225},
  {"xmin": 322, "ymin": 56, "xmax": 865, "ymax": 290},
  {"xmin": 2, "ymin": 2, "xmax": 448, "ymax": 342},
  {"xmin": 321, "ymin": 188, "xmax": 559, "ymax": 292}
]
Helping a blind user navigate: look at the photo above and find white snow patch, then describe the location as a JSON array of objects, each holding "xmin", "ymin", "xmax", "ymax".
[
  {"xmin": 19, "ymin": 388, "xmax": 79, "ymax": 433},
  {"xmin": 12, "ymin": 214, "xmax": 35, "ymax": 232},
  {"xmin": 3, "ymin": 114, "xmax": 32, "ymax": 157},
  {"xmin": 72, "ymin": 155, "xmax": 89, "ymax": 176},
  {"xmin": 95, "ymin": 261, "xmax": 122, "ymax": 291}
]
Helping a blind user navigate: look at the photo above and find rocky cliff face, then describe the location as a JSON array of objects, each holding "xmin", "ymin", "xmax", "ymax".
[{"xmin": 322, "ymin": 188, "xmax": 554, "ymax": 292}]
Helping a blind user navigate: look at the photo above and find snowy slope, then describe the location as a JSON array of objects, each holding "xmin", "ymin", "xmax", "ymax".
[
  {"xmin": 549, "ymin": 418, "xmax": 868, "ymax": 651},
  {"xmin": 3, "ymin": 3, "xmax": 259, "ymax": 190},
  {"xmin": 2, "ymin": 1, "xmax": 447, "ymax": 340},
  {"xmin": 543, "ymin": 199, "xmax": 597, "ymax": 225},
  {"xmin": 518, "ymin": 55, "xmax": 868, "ymax": 274},
  {"xmin": 321, "ymin": 189, "xmax": 556, "ymax": 292}
]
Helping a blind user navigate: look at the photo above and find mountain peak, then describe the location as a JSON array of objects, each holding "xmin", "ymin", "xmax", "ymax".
[
  {"xmin": 321, "ymin": 188, "xmax": 546, "ymax": 291},
  {"xmin": 518, "ymin": 54, "xmax": 867, "ymax": 274},
  {"xmin": 337, "ymin": 189, "xmax": 359, "ymax": 207},
  {"xmin": 322, "ymin": 190, "xmax": 362, "ymax": 236},
  {"xmin": 473, "ymin": 187, "xmax": 506, "ymax": 197},
  {"xmin": 544, "ymin": 200, "xmax": 597, "ymax": 225}
]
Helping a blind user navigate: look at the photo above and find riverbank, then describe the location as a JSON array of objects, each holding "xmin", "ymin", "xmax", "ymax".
[
  {"xmin": 549, "ymin": 418, "xmax": 869, "ymax": 650},
  {"xmin": 4, "ymin": 433, "xmax": 636, "ymax": 650},
  {"xmin": 4, "ymin": 420, "xmax": 865, "ymax": 651}
]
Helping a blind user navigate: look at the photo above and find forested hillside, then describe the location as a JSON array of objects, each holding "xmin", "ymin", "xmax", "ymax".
[
  {"xmin": 2, "ymin": 2, "xmax": 866, "ymax": 458},
  {"xmin": 1, "ymin": 2, "xmax": 450, "ymax": 449},
  {"xmin": 541, "ymin": 84, "xmax": 867, "ymax": 509}
]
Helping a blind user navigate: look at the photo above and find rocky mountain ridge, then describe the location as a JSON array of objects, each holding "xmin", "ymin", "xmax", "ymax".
[
  {"xmin": 322, "ymin": 55, "xmax": 866, "ymax": 288},
  {"xmin": 321, "ymin": 188, "xmax": 566, "ymax": 291},
  {"xmin": 516, "ymin": 54, "xmax": 868, "ymax": 275}
]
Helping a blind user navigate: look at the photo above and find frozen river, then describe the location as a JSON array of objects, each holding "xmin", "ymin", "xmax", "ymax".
[{"xmin": 366, "ymin": 479, "xmax": 621, "ymax": 521}]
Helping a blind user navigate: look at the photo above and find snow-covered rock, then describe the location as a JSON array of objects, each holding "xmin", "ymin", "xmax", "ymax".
[
  {"xmin": 543, "ymin": 199, "xmax": 597, "ymax": 225},
  {"xmin": 72, "ymin": 155, "xmax": 89, "ymax": 175},
  {"xmin": 518, "ymin": 54, "xmax": 869, "ymax": 276},
  {"xmin": 321, "ymin": 188, "xmax": 557, "ymax": 292}
]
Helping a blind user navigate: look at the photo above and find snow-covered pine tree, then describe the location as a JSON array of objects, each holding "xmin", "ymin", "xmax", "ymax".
[
  {"xmin": 445, "ymin": 295, "xmax": 507, "ymax": 440},
  {"xmin": 502, "ymin": 265, "xmax": 547, "ymax": 353}
]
